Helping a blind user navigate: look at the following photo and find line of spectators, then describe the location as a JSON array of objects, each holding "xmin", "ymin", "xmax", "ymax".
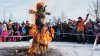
[
  {"xmin": 0, "ymin": 20, "xmax": 31, "ymax": 42},
  {"xmin": 50, "ymin": 14, "xmax": 100, "ymax": 44},
  {"xmin": 0, "ymin": 15, "xmax": 100, "ymax": 44}
]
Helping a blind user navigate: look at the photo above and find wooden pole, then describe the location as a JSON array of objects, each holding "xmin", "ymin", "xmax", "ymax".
[{"xmin": 90, "ymin": 34, "xmax": 98, "ymax": 56}]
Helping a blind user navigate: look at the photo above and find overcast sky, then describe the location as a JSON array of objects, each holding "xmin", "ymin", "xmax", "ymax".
[{"xmin": 0, "ymin": 0, "xmax": 95, "ymax": 23}]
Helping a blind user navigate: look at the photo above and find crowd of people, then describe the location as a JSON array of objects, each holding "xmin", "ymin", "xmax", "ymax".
[
  {"xmin": 0, "ymin": 20, "xmax": 31, "ymax": 42},
  {"xmin": 51, "ymin": 14, "xmax": 100, "ymax": 44},
  {"xmin": 0, "ymin": 14, "xmax": 100, "ymax": 44}
]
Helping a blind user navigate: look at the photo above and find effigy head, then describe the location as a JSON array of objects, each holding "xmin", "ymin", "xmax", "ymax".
[{"xmin": 36, "ymin": 2, "xmax": 45, "ymax": 11}]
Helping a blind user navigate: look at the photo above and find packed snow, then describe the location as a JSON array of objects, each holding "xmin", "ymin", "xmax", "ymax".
[{"xmin": 0, "ymin": 42, "xmax": 100, "ymax": 56}]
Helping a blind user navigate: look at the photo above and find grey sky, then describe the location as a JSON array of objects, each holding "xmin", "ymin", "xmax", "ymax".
[{"xmin": 0, "ymin": 0, "xmax": 94, "ymax": 23}]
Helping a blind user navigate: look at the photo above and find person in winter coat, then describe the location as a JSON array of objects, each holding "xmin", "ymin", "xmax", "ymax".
[
  {"xmin": 76, "ymin": 14, "xmax": 89, "ymax": 43},
  {"xmin": 2, "ymin": 24, "xmax": 8, "ymax": 42}
]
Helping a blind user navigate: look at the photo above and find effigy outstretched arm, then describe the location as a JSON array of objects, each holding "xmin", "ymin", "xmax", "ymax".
[
  {"xmin": 29, "ymin": 9, "xmax": 36, "ymax": 14},
  {"xmin": 45, "ymin": 12, "xmax": 51, "ymax": 15}
]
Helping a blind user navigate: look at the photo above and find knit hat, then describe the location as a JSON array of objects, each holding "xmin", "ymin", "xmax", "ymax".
[{"xmin": 78, "ymin": 17, "xmax": 82, "ymax": 20}]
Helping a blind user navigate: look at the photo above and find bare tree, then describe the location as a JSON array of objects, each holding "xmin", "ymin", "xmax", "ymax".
[
  {"xmin": 88, "ymin": 0, "xmax": 100, "ymax": 19},
  {"xmin": 61, "ymin": 11, "xmax": 69, "ymax": 23}
]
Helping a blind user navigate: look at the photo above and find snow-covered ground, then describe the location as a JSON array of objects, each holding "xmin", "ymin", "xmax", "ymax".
[{"xmin": 0, "ymin": 42, "xmax": 100, "ymax": 56}]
